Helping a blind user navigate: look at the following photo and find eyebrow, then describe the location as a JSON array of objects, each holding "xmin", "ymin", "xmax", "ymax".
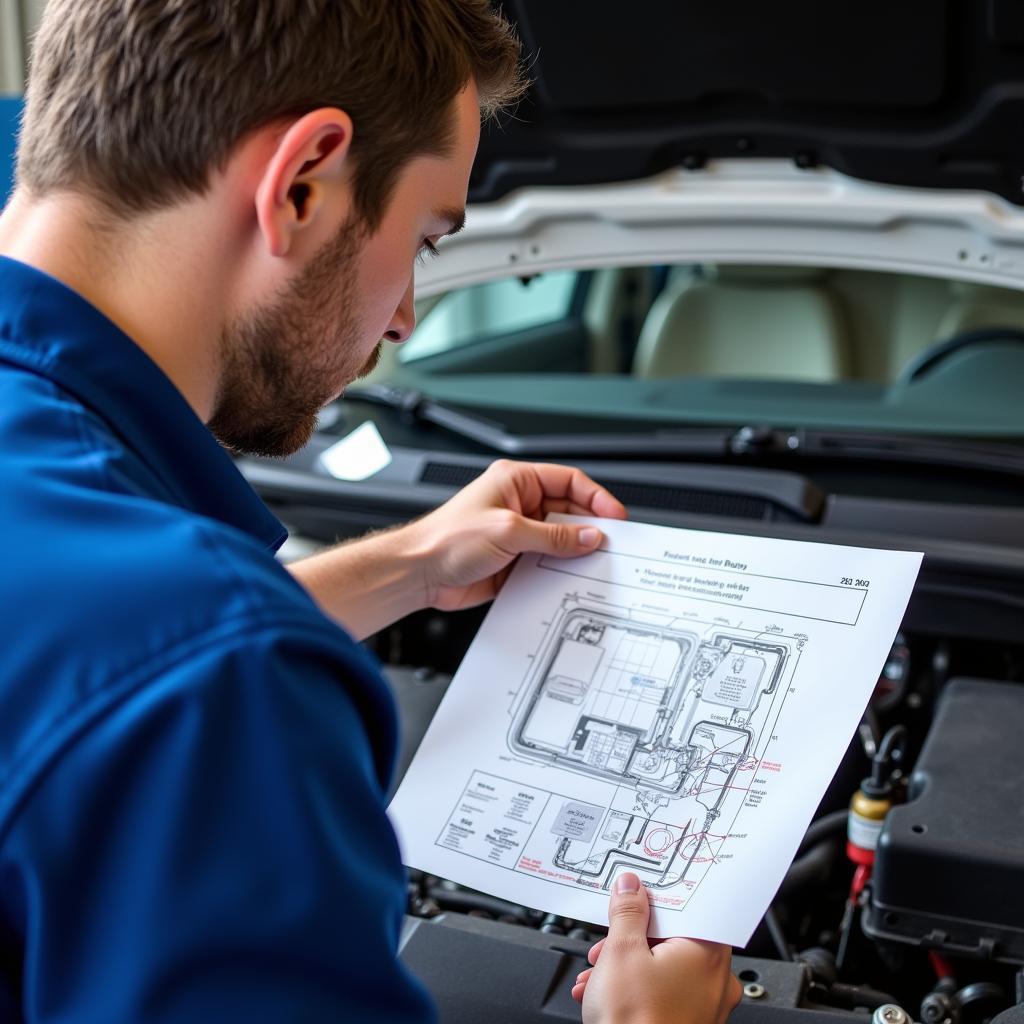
[{"xmin": 435, "ymin": 206, "xmax": 467, "ymax": 238}]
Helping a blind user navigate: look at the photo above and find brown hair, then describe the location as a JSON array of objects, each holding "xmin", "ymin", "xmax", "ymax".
[{"xmin": 18, "ymin": 0, "xmax": 524, "ymax": 228}]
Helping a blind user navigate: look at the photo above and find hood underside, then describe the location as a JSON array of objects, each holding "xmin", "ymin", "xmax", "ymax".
[
  {"xmin": 474, "ymin": 1, "xmax": 1024, "ymax": 208},
  {"xmin": 420, "ymin": 160, "xmax": 1024, "ymax": 298},
  {"xmin": 427, "ymin": 2, "xmax": 1024, "ymax": 295}
]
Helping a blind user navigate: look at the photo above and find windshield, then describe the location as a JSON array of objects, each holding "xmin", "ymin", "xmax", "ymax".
[{"xmin": 362, "ymin": 263, "xmax": 1024, "ymax": 439}]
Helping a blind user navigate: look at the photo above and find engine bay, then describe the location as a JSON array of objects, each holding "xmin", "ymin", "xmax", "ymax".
[
  {"xmin": 380, "ymin": 624, "xmax": 1024, "ymax": 1024},
  {"xmin": 255, "ymin": 423, "xmax": 1024, "ymax": 1024}
]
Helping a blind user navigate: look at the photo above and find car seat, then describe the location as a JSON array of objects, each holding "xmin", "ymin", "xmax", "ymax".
[
  {"xmin": 933, "ymin": 281, "xmax": 1024, "ymax": 340},
  {"xmin": 632, "ymin": 265, "xmax": 849, "ymax": 380}
]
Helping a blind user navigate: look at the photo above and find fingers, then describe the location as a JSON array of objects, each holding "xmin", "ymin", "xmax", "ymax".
[
  {"xmin": 497, "ymin": 511, "xmax": 605, "ymax": 559},
  {"xmin": 537, "ymin": 498, "xmax": 613, "ymax": 518},
  {"xmin": 710, "ymin": 972, "xmax": 743, "ymax": 1024},
  {"xmin": 489, "ymin": 460, "xmax": 628, "ymax": 521},
  {"xmin": 575, "ymin": 893, "xmax": 739, "ymax": 1022},
  {"xmin": 604, "ymin": 872, "xmax": 652, "ymax": 953},
  {"xmin": 538, "ymin": 463, "xmax": 628, "ymax": 520},
  {"xmin": 723, "ymin": 972, "xmax": 743, "ymax": 1017},
  {"xmin": 588, "ymin": 934, "xmax": 672, "ymax": 965},
  {"xmin": 650, "ymin": 939, "xmax": 741, "ymax": 1024},
  {"xmin": 571, "ymin": 966, "xmax": 594, "ymax": 1003},
  {"xmin": 652, "ymin": 938, "xmax": 732, "ymax": 967}
]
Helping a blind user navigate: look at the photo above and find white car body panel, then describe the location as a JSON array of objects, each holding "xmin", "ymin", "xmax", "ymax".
[{"xmin": 416, "ymin": 159, "xmax": 1024, "ymax": 297}]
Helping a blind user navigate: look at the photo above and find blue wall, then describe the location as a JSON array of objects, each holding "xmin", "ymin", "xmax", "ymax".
[{"xmin": 1, "ymin": 97, "xmax": 22, "ymax": 204}]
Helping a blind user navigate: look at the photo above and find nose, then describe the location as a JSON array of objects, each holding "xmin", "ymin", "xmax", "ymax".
[{"xmin": 383, "ymin": 278, "xmax": 416, "ymax": 343}]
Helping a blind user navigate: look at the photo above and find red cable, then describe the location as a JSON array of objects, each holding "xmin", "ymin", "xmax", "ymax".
[
  {"xmin": 929, "ymin": 950, "xmax": 954, "ymax": 979},
  {"xmin": 850, "ymin": 863, "xmax": 871, "ymax": 899}
]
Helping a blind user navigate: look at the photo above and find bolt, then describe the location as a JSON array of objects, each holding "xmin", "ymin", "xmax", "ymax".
[
  {"xmin": 412, "ymin": 897, "xmax": 440, "ymax": 918},
  {"xmin": 743, "ymin": 983, "xmax": 767, "ymax": 1000},
  {"xmin": 920, "ymin": 987, "xmax": 957, "ymax": 1024},
  {"xmin": 873, "ymin": 1004, "xmax": 911, "ymax": 1024}
]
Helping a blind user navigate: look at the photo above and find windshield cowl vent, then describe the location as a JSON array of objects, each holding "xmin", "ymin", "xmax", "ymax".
[{"xmin": 419, "ymin": 461, "xmax": 797, "ymax": 523}]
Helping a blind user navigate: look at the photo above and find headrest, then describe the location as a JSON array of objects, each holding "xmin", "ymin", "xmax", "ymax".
[{"xmin": 714, "ymin": 264, "xmax": 828, "ymax": 286}]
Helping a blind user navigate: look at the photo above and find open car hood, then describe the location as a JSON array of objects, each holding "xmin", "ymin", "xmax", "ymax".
[{"xmin": 419, "ymin": 0, "xmax": 1024, "ymax": 296}]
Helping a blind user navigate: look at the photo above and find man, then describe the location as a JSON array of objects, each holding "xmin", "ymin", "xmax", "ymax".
[{"xmin": 0, "ymin": 1, "xmax": 740, "ymax": 1021}]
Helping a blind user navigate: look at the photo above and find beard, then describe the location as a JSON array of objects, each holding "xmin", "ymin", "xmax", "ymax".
[{"xmin": 208, "ymin": 215, "xmax": 381, "ymax": 458}]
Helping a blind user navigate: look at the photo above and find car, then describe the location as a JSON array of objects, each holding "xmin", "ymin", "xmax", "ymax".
[{"xmin": 242, "ymin": 3, "xmax": 1024, "ymax": 1022}]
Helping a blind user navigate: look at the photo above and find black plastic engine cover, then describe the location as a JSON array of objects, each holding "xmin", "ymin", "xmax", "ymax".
[
  {"xmin": 399, "ymin": 912, "xmax": 833, "ymax": 1024},
  {"xmin": 865, "ymin": 678, "xmax": 1024, "ymax": 962}
]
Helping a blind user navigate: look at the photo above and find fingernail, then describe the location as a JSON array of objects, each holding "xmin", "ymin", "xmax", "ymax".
[
  {"xmin": 579, "ymin": 527, "xmax": 600, "ymax": 547},
  {"xmin": 614, "ymin": 872, "xmax": 641, "ymax": 893}
]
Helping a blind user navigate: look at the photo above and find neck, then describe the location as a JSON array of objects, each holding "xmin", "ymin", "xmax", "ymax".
[{"xmin": 0, "ymin": 189, "xmax": 231, "ymax": 422}]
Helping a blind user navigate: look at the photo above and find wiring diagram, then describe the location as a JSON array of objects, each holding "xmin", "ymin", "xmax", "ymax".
[{"xmin": 508, "ymin": 596, "xmax": 791, "ymax": 893}]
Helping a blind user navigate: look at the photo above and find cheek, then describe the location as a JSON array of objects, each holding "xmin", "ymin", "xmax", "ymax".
[{"xmin": 355, "ymin": 239, "xmax": 415, "ymax": 335}]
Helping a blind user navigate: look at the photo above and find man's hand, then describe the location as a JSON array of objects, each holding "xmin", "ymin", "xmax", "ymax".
[
  {"xmin": 406, "ymin": 459, "xmax": 627, "ymax": 612},
  {"xmin": 288, "ymin": 459, "xmax": 626, "ymax": 640},
  {"xmin": 572, "ymin": 873, "xmax": 741, "ymax": 1024}
]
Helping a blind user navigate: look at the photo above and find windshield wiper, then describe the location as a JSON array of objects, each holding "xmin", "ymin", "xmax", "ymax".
[
  {"xmin": 345, "ymin": 384, "xmax": 731, "ymax": 457},
  {"xmin": 773, "ymin": 428, "xmax": 1024, "ymax": 477},
  {"xmin": 344, "ymin": 385, "xmax": 1024, "ymax": 476}
]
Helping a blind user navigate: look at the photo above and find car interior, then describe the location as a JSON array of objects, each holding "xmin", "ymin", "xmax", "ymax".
[{"xmin": 396, "ymin": 264, "xmax": 1024, "ymax": 386}]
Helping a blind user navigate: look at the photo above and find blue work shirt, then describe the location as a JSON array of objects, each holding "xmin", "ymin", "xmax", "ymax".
[{"xmin": 0, "ymin": 256, "xmax": 435, "ymax": 1022}]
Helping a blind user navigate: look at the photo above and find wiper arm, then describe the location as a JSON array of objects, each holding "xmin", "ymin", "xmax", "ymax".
[
  {"xmin": 345, "ymin": 386, "xmax": 1024, "ymax": 477},
  {"xmin": 344, "ymin": 384, "xmax": 732, "ymax": 457},
  {"xmin": 769, "ymin": 428, "xmax": 1024, "ymax": 477}
]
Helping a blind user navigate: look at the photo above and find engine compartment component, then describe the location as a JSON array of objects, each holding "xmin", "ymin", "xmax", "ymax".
[
  {"xmin": 865, "ymin": 678, "xmax": 1024, "ymax": 963},
  {"xmin": 399, "ymin": 911, "xmax": 819, "ymax": 1024}
]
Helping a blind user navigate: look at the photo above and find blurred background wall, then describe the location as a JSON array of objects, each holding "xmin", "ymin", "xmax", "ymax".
[
  {"xmin": 1, "ymin": 0, "xmax": 43, "ymax": 92},
  {"xmin": 1, "ymin": 0, "xmax": 41, "ymax": 201}
]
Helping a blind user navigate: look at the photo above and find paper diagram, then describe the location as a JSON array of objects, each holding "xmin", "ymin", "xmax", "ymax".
[
  {"xmin": 389, "ymin": 515, "xmax": 922, "ymax": 942},
  {"xmin": 506, "ymin": 596, "xmax": 790, "ymax": 895}
]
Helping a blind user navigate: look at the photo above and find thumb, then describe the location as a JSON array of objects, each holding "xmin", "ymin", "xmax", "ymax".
[
  {"xmin": 502, "ymin": 516, "xmax": 603, "ymax": 558},
  {"xmin": 605, "ymin": 872, "xmax": 651, "ymax": 946}
]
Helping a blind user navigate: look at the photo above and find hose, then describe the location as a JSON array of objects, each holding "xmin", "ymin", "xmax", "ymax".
[
  {"xmin": 763, "ymin": 907, "xmax": 793, "ymax": 961},
  {"xmin": 425, "ymin": 886, "xmax": 533, "ymax": 923},
  {"xmin": 778, "ymin": 839, "xmax": 839, "ymax": 896},
  {"xmin": 795, "ymin": 809, "xmax": 848, "ymax": 858},
  {"xmin": 829, "ymin": 982, "xmax": 901, "ymax": 1010}
]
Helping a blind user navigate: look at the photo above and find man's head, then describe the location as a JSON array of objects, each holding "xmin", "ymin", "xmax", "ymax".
[
  {"xmin": 208, "ymin": 85, "xmax": 482, "ymax": 457},
  {"xmin": 16, "ymin": 1, "xmax": 524, "ymax": 455}
]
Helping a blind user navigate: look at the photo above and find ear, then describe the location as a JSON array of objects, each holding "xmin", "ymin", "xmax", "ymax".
[{"xmin": 254, "ymin": 108, "xmax": 355, "ymax": 258}]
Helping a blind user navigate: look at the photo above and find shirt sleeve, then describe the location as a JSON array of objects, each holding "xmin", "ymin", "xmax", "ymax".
[{"xmin": 0, "ymin": 623, "xmax": 436, "ymax": 1024}]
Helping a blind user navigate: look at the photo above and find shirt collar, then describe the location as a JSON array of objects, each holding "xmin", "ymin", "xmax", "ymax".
[{"xmin": 0, "ymin": 256, "xmax": 287, "ymax": 551}]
